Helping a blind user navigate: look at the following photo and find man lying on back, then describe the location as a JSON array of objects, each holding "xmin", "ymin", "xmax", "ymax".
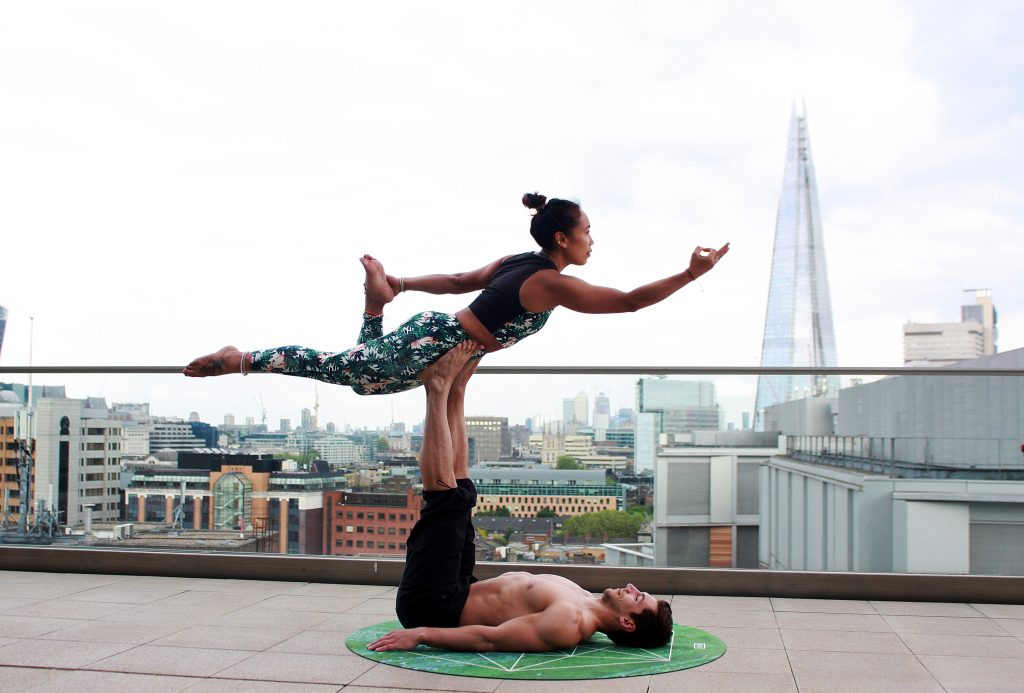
[{"xmin": 368, "ymin": 342, "xmax": 673, "ymax": 653}]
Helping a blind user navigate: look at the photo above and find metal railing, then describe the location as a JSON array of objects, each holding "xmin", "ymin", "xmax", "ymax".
[{"xmin": 2, "ymin": 363, "xmax": 1023, "ymax": 602}]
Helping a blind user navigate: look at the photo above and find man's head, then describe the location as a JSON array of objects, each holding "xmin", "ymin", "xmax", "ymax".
[{"xmin": 601, "ymin": 583, "xmax": 673, "ymax": 648}]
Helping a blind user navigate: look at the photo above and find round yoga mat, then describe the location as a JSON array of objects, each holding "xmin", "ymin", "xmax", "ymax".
[{"xmin": 345, "ymin": 619, "xmax": 726, "ymax": 680}]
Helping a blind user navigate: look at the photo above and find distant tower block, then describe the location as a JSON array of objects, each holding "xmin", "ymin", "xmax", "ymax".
[
  {"xmin": 755, "ymin": 107, "xmax": 840, "ymax": 429},
  {"xmin": 0, "ymin": 305, "xmax": 7, "ymax": 359}
]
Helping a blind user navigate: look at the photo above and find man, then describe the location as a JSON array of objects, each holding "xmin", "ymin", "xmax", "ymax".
[{"xmin": 368, "ymin": 342, "xmax": 673, "ymax": 653}]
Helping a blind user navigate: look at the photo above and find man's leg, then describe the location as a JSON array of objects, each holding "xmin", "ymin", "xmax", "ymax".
[
  {"xmin": 446, "ymin": 354, "xmax": 482, "ymax": 582},
  {"xmin": 395, "ymin": 341, "xmax": 480, "ymax": 628},
  {"xmin": 447, "ymin": 354, "xmax": 481, "ymax": 480},
  {"xmin": 416, "ymin": 342, "xmax": 477, "ymax": 491}
]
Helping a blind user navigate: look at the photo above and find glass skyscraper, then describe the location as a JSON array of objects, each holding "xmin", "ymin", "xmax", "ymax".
[
  {"xmin": 754, "ymin": 108, "xmax": 839, "ymax": 428},
  {"xmin": 0, "ymin": 305, "xmax": 7, "ymax": 359}
]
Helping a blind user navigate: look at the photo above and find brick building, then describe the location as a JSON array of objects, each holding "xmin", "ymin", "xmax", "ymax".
[{"xmin": 323, "ymin": 487, "xmax": 422, "ymax": 556}]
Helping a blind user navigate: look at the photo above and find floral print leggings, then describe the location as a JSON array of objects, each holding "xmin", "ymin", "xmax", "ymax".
[
  {"xmin": 250, "ymin": 311, "xmax": 471, "ymax": 395},
  {"xmin": 250, "ymin": 308, "xmax": 552, "ymax": 395}
]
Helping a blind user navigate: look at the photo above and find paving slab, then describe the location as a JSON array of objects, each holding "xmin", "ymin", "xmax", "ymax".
[
  {"xmin": 0, "ymin": 638, "xmax": 134, "ymax": 668},
  {"xmin": 27, "ymin": 669, "xmax": 203, "ymax": 693},
  {"xmin": 870, "ymin": 601, "xmax": 985, "ymax": 618},
  {"xmin": 86, "ymin": 644, "xmax": 255, "ymax": 677},
  {"xmin": 647, "ymin": 670, "xmax": 797, "ymax": 692},
  {"xmin": 919, "ymin": 654, "xmax": 1024, "ymax": 692},
  {"xmin": 39, "ymin": 619, "xmax": 183, "ymax": 644},
  {"xmin": 771, "ymin": 597, "xmax": 876, "ymax": 614},
  {"xmin": 213, "ymin": 651, "xmax": 376, "ymax": 685},
  {"xmin": 899, "ymin": 632, "xmax": 1024, "ymax": 658},
  {"xmin": 781, "ymin": 628, "xmax": 910, "ymax": 654},
  {"xmin": 254, "ymin": 594, "xmax": 364, "ymax": 613},
  {"xmin": 788, "ymin": 650, "xmax": 944, "ymax": 693},
  {"xmin": 148, "ymin": 624, "xmax": 300, "ymax": 651},
  {"xmin": 883, "ymin": 615, "xmax": 1010, "ymax": 636},
  {"xmin": 350, "ymin": 662, "xmax": 501, "ymax": 692},
  {"xmin": 0, "ymin": 614, "xmax": 87, "ymax": 638},
  {"xmin": 971, "ymin": 604, "xmax": 1024, "ymax": 619},
  {"xmin": 674, "ymin": 607, "xmax": 777, "ymax": 629},
  {"xmin": 774, "ymin": 611, "xmax": 892, "ymax": 632},
  {"xmin": 670, "ymin": 595, "xmax": 772, "ymax": 612}
]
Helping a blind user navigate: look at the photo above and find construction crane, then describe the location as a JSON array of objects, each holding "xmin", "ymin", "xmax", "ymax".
[{"xmin": 254, "ymin": 394, "xmax": 267, "ymax": 426}]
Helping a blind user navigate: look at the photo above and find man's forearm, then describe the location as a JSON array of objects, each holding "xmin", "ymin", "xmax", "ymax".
[{"xmin": 418, "ymin": 625, "xmax": 495, "ymax": 651}]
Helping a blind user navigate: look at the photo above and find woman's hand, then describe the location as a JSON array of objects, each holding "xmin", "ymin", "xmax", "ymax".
[{"xmin": 688, "ymin": 243, "xmax": 730, "ymax": 279}]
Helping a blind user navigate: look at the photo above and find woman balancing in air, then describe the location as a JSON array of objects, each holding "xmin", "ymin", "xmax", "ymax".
[{"xmin": 183, "ymin": 193, "xmax": 730, "ymax": 392}]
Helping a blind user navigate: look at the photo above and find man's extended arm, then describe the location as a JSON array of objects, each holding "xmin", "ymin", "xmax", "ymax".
[{"xmin": 368, "ymin": 607, "xmax": 585, "ymax": 653}]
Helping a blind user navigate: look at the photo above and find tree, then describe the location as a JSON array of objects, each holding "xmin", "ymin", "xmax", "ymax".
[
  {"xmin": 536, "ymin": 507, "xmax": 557, "ymax": 518},
  {"xmin": 375, "ymin": 436, "xmax": 390, "ymax": 452},
  {"xmin": 562, "ymin": 510, "xmax": 641, "ymax": 541},
  {"xmin": 556, "ymin": 455, "xmax": 584, "ymax": 470}
]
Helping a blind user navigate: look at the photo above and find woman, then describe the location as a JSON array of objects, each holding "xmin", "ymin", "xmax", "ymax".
[{"xmin": 184, "ymin": 193, "xmax": 729, "ymax": 394}]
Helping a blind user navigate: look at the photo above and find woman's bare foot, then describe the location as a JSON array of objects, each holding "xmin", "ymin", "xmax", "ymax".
[
  {"xmin": 418, "ymin": 341, "xmax": 478, "ymax": 388},
  {"xmin": 183, "ymin": 346, "xmax": 246, "ymax": 377},
  {"xmin": 360, "ymin": 254, "xmax": 395, "ymax": 314}
]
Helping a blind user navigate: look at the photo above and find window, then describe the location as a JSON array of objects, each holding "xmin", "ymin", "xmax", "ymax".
[
  {"xmin": 399, "ymin": 527, "xmax": 407, "ymax": 535},
  {"xmin": 356, "ymin": 540, "xmax": 363, "ymax": 548},
  {"xmin": 357, "ymin": 512, "xmax": 364, "ymax": 519},
  {"xmin": 388, "ymin": 513, "xmax": 396, "ymax": 521},
  {"xmin": 367, "ymin": 527, "xmax": 374, "ymax": 534},
  {"xmin": 388, "ymin": 527, "xmax": 396, "ymax": 535},
  {"xmin": 346, "ymin": 511, "xmax": 353, "ymax": 519}
]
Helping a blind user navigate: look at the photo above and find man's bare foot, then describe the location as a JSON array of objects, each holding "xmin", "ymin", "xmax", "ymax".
[
  {"xmin": 450, "ymin": 350, "xmax": 482, "ymax": 395},
  {"xmin": 360, "ymin": 254, "xmax": 395, "ymax": 313},
  {"xmin": 183, "ymin": 346, "xmax": 245, "ymax": 377},
  {"xmin": 418, "ymin": 341, "xmax": 478, "ymax": 388}
]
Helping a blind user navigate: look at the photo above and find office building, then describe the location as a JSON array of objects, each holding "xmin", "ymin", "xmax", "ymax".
[
  {"xmin": 634, "ymin": 377, "xmax": 723, "ymax": 474},
  {"xmin": 760, "ymin": 347, "xmax": 1024, "ymax": 574},
  {"xmin": 314, "ymin": 435, "xmax": 361, "ymax": 466},
  {"xmin": 123, "ymin": 452, "xmax": 348, "ymax": 554},
  {"xmin": 903, "ymin": 289, "xmax": 998, "ymax": 366},
  {"xmin": 754, "ymin": 107, "xmax": 840, "ymax": 427},
  {"xmin": 653, "ymin": 431, "xmax": 783, "ymax": 568},
  {"xmin": 470, "ymin": 468, "xmax": 624, "ymax": 518},
  {"xmin": 34, "ymin": 397, "xmax": 123, "ymax": 527},
  {"xmin": 1, "ymin": 392, "xmax": 25, "ymax": 518},
  {"xmin": 465, "ymin": 416, "xmax": 509, "ymax": 464},
  {"xmin": 323, "ymin": 487, "xmax": 422, "ymax": 556}
]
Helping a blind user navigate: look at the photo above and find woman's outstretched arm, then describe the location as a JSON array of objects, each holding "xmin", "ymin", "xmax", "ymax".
[
  {"xmin": 524, "ymin": 243, "xmax": 730, "ymax": 314},
  {"xmin": 387, "ymin": 256, "xmax": 511, "ymax": 296}
]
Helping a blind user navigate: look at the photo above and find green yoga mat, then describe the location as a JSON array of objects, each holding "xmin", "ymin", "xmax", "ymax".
[{"xmin": 346, "ymin": 619, "xmax": 726, "ymax": 680}]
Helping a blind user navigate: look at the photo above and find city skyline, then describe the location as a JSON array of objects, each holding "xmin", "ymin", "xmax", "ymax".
[{"xmin": 1, "ymin": 2, "xmax": 1021, "ymax": 430}]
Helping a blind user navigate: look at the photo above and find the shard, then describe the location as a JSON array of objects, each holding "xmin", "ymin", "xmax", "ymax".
[{"xmin": 754, "ymin": 107, "xmax": 839, "ymax": 428}]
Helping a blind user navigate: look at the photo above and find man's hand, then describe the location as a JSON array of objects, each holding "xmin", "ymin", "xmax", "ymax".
[
  {"xmin": 367, "ymin": 627, "xmax": 424, "ymax": 652},
  {"xmin": 688, "ymin": 242, "xmax": 730, "ymax": 279}
]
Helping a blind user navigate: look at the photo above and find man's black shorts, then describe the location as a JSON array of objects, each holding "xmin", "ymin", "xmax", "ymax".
[{"xmin": 396, "ymin": 478, "xmax": 477, "ymax": 628}]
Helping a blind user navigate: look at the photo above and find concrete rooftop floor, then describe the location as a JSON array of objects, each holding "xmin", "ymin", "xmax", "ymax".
[{"xmin": 1, "ymin": 570, "xmax": 1023, "ymax": 692}]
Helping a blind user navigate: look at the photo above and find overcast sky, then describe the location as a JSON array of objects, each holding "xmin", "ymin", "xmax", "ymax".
[{"xmin": 1, "ymin": 1, "xmax": 1021, "ymax": 431}]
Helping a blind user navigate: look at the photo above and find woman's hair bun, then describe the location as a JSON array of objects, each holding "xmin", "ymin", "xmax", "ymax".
[{"xmin": 522, "ymin": 192, "xmax": 547, "ymax": 212}]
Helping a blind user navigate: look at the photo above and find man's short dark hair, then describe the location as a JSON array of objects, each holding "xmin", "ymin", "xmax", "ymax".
[{"xmin": 606, "ymin": 599, "xmax": 673, "ymax": 648}]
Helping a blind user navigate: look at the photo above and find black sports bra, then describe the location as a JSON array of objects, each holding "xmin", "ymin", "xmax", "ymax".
[{"xmin": 467, "ymin": 252, "xmax": 556, "ymax": 333}]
